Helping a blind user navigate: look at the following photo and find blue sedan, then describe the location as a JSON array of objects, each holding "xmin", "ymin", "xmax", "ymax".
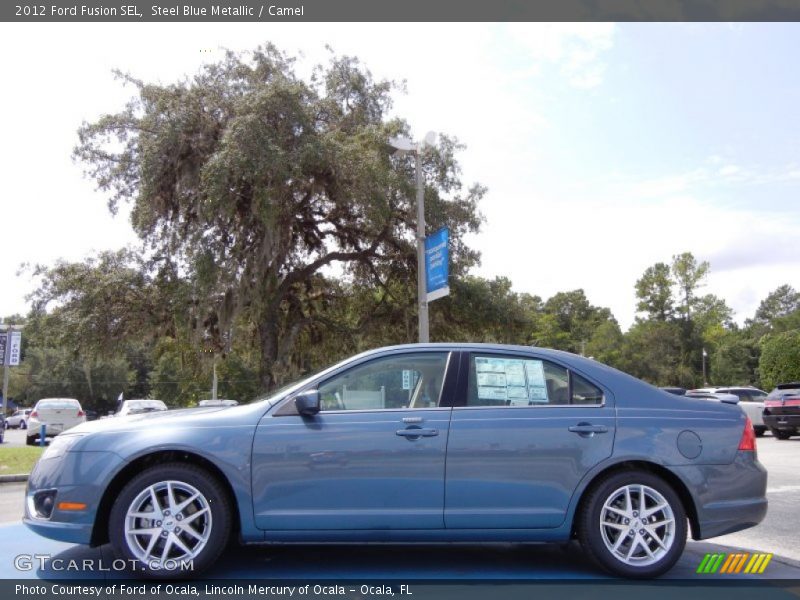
[{"xmin": 23, "ymin": 344, "xmax": 767, "ymax": 578}]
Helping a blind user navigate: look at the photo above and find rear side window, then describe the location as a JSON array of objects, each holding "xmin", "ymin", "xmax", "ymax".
[
  {"xmin": 466, "ymin": 355, "xmax": 603, "ymax": 407},
  {"xmin": 37, "ymin": 400, "xmax": 80, "ymax": 409}
]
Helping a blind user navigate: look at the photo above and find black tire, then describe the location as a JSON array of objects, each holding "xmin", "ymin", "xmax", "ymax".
[
  {"xmin": 26, "ymin": 435, "xmax": 38, "ymax": 446},
  {"xmin": 773, "ymin": 429, "xmax": 793, "ymax": 440},
  {"xmin": 754, "ymin": 427, "xmax": 766, "ymax": 438},
  {"xmin": 109, "ymin": 462, "xmax": 232, "ymax": 578},
  {"xmin": 577, "ymin": 470, "xmax": 687, "ymax": 578},
  {"xmin": 20, "ymin": 420, "xmax": 27, "ymax": 430}
]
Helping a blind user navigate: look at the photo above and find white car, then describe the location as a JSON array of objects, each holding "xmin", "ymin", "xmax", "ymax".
[
  {"xmin": 5, "ymin": 408, "xmax": 32, "ymax": 429},
  {"xmin": 197, "ymin": 399, "xmax": 238, "ymax": 407},
  {"xmin": 26, "ymin": 399, "xmax": 86, "ymax": 445},
  {"xmin": 116, "ymin": 399, "xmax": 168, "ymax": 417},
  {"xmin": 689, "ymin": 386, "xmax": 768, "ymax": 437}
]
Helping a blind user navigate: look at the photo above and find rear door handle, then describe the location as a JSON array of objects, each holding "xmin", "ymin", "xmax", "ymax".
[
  {"xmin": 396, "ymin": 428, "xmax": 439, "ymax": 438},
  {"xmin": 568, "ymin": 423, "xmax": 608, "ymax": 435}
]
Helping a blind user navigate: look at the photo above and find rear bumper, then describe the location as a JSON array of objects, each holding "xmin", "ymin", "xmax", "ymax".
[
  {"xmin": 672, "ymin": 451, "xmax": 768, "ymax": 540},
  {"xmin": 763, "ymin": 414, "xmax": 800, "ymax": 430}
]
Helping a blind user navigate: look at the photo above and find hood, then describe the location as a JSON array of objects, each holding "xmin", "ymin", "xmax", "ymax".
[{"xmin": 66, "ymin": 403, "xmax": 267, "ymax": 436}]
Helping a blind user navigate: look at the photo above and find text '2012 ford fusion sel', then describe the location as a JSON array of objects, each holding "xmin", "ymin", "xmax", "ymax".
[{"xmin": 24, "ymin": 344, "xmax": 767, "ymax": 578}]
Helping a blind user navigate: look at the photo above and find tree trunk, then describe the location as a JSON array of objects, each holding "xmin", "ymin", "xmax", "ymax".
[{"xmin": 259, "ymin": 319, "xmax": 279, "ymax": 391}]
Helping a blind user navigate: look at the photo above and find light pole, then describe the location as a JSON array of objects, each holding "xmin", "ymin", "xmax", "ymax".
[
  {"xmin": 702, "ymin": 347, "xmax": 708, "ymax": 386},
  {"xmin": 388, "ymin": 132, "xmax": 436, "ymax": 344}
]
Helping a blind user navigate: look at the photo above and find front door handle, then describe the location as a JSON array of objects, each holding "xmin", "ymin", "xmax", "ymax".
[
  {"xmin": 396, "ymin": 428, "xmax": 439, "ymax": 438},
  {"xmin": 568, "ymin": 423, "xmax": 608, "ymax": 436}
]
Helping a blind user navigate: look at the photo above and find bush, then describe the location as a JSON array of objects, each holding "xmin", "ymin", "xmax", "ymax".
[{"xmin": 759, "ymin": 329, "xmax": 800, "ymax": 390}]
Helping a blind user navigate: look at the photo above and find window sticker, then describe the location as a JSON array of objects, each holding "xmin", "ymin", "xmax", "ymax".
[
  {"xmin": 505, "ymin": 361, "xmax": 526, "ymax": 387},
  {"xmin": 477, "ymin": 372, "xmax": 507, "ymax": 387},
  {"xmin": 474, "ymin": 357, "xmax": 508, "ymax": 373},
  {"xmin": 477, "ymin": 386, "xmax": 508, "ymax": 401},
  {"xmin": 524, "ymin": 360, "xmax": 546, "ymax": 387},
  {"xmin": 528, "ymin": 386, "xmax": 548, "ymax": 403}
]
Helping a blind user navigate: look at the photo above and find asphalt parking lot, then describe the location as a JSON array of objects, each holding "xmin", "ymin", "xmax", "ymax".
[
  {"xmin": 0, "ymin": 432, "xmax": 798, "ymax": 581},
  {"xmin": 2, "ymin": 427, "xmax": 49, "ymax": 448}
]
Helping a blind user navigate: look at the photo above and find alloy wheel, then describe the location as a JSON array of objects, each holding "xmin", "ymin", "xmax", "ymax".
[
  {"xmin": 599, "ymin": 484, "xmax": 676, "ymax": 567},
  {"xmin": 123, "ymin": 480, "xmax": 212, "ymax": 568}
]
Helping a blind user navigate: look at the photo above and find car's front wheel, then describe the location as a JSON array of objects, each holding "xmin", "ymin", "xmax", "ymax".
[
  {"xmin": 577, "ymin": 470, "xmax": 687, "ymax": 578},
  {"xmin": 109, "ymin": 463, "xmax": 232, "ymax": 578},
  {"xmin": 20, "ymin": 420, "xmax": 27, "ymax": 430}
]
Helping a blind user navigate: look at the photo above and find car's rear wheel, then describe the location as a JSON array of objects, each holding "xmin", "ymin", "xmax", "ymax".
[
  {"xmin": 20, "ymin": 420, "xmax": 27, "ymax": 430},
  {"xmin": 772, "ymin": 429, "xmax": 794, "ymax": 440},
  {"xmin": 754, "ymin": 426, "xmax": 766, "ymax": 438},
  {"xmin": 109, "ymin": 463, "xmax": 232, "ymax": 578},
  {"xmin": 26, "ymin": 434, "xmax": 37, "ymax": 446},
  {"xmin": 577, "ymin": 470, "xmax": 687, "ymax": 578}
]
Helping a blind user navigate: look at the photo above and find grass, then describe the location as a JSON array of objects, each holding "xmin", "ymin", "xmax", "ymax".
[{"xmin": 0, "ymin": 446, "xmax": 44, "ymax": 475}]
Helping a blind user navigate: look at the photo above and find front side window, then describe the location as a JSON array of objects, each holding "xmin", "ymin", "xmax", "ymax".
[
  {"xmin": 317, "ymin": 352, "xmax": 449, "ymax": 411},
  {"xmin": 467, "ymin": 355, "xmax": 603, "ymax": 407}
]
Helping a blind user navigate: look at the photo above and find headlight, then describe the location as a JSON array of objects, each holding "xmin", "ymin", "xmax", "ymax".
[{"xmin": 41, "ymin": 434, "xmax": 88, "ymax": 460}]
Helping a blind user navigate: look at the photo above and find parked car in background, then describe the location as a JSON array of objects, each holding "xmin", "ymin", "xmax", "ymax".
[
  {"xmin": 26, "ymin": 399, "xmax": 86, "ymax": 445},
  {"xmin": 24, "ymin": 344, "xmax": 767, "ymax": 579},
  {"xmin": 198, "ymin": 399, "xmax": 239, "ymax": 407},
  {"xmin": 5, "ymin": 408, "xmax": 32, "ymax": 429},
  {"xmin": 763, "ymin": 382, "xmax": 800, "ymax": 440},
  {"xmin": 115, "ymin": 399, "xmax": 168, "ymax": 417},
  {"xmin": 660, "ymin": 387, "xmax": 687, "ymax": 395},
  {"xmin": 689, "ymin": 387, "xmax": 768, "ymax": 437},
  {"xmin": 0, "ymin": 413, "xmax": 4, "ymax": 443}
]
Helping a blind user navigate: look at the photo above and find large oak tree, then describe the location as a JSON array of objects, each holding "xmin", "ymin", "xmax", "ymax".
[{"xmin": 74, "ymin": 46, "xmax": 484, "ymax": 388}]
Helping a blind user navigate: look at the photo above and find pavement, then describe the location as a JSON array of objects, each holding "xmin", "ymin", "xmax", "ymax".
[
  {"xmin": 2, "ymin": 427, "xmax": 45, "ymax": 449},
  {"xmin": 0, "ymin": 521, "xmax": 798, "ymax": 580}
]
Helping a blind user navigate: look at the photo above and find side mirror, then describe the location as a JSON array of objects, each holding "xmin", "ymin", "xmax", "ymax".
[{"xmin": 294, "ymin": 390, "xmax": 321, "ymax": 416}]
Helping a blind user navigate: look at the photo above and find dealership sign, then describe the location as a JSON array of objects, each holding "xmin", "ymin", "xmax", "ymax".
[{"xmin": 425, "ymin": 227, "xmax": 449, "ymax": 302}]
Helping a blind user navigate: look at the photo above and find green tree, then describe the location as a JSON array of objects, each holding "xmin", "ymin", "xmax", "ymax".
[
  {"xmin": 711, "ymin": 331, "xmax": 759, "ymax": 386},
  {"xmin": 74, "ymin": 46, "xmax": 484, "ymax": 390},
  {"xmin": 671, "ymin": 252, "xmax": 710, "ymax": 321},
  {"xmin": 635, "ymin": 262, "xmax": 674, "ymax": 321},
  {"xmin": 754, "ymin": 284, "xmax": 800, "ymax": 327},
  {"xmin": 759, "ymin": 330, "xmax": 800, "ymax": 390}
]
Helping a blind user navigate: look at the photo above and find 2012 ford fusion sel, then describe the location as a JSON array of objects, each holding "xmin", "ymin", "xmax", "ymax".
[{"xmin": 24, "ymin": 344, "xmax": 767, "ymax": 578}]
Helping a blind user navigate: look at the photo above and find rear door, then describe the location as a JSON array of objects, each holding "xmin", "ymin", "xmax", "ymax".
[{"xmin": 444, "ymin": 351, "xmax": 615, "ymax": 529}]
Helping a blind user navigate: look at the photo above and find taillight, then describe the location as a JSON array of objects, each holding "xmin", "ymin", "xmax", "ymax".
[
  {"xmin": 738, "ymin": 416, "xmax": 756, "ymax": 452},
  {"xmin": 77, "ymin": 410, "xmax": 85, "ymax": 417},
  {"xmin": 30, "ymin": 411, "xmax": 38, "ymax": 418}
]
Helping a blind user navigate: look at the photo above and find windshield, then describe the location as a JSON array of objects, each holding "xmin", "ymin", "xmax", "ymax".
[{"xmin": 247, "ymin": 366, "xmax": 330, "ymax": 405}]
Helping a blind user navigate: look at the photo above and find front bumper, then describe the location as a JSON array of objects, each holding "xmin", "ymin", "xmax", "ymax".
[
  {"xmin": 763, "ymin": 414, "xmax": 800, "ymax": 431},
  {"xmin": 24, "ymin": 450, "xmax": 125, "ymax": 545}
]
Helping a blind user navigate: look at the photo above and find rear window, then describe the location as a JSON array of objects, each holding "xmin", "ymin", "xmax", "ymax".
[
  {"xmin": 36, "ymin": 400, "xmax": 81, "ymax": 409},
  {"xmin": 127, "ymin": 400, "xmax": 166, "ymax": 409},
  {"xmin": 768, "ymin": 388, "xmax": 800, "ymax": 399}
]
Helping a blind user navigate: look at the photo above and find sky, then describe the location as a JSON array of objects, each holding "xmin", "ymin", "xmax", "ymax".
[{"xmin": 0, "ymin": 22, "xmax": 798, "ymax": 331}]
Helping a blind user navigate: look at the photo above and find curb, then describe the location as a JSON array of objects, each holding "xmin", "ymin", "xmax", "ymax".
[{"xmin": 0, "ymin": 474, "xmax": 28, "ymax": 483}]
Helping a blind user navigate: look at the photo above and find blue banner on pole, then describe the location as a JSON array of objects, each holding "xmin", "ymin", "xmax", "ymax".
[{"xmin": 425, "ymin": 227, "xmax": 450, "ymax": 302}]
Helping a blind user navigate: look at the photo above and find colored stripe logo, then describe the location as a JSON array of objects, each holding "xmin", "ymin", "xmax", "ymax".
[{"xmin": 696, "ymin": 552, "xmax": 772, "ymax": 574}]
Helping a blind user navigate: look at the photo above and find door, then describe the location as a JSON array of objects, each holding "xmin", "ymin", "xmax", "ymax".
[
  {"xmin": 444, "ymin": 352, "xmax": 615, "ymax": 529},
  {"xmin": 252, "ymin": 350, "xmax": 454, "ymax": 530}
]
